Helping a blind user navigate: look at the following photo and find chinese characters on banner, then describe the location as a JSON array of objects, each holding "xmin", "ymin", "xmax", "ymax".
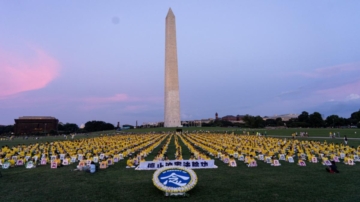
[{"xmin": 136, "ymin": 160, "xmax": 217, "ymax": 170}]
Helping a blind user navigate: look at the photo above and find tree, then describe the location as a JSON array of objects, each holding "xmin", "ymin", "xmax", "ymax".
[
  {"xmin": 0, "ymin": 125, "xmax": 14, "ymax": 135},
  {"xmin": 254, "ymin": 116, "xmax": 265, "ymax": 128},
  {"xmin": 58, "ymin": 123, "xmax": 79, "ymax": 133},
  {"xmin": 298, "ymin": 111, "xmax": 309, "ymax": 123},
  {"xmin": 265, "ymin": 119, "xmax": 276, "ymax": 126},
  {"xmin": 325, "ymin": 115, "xmax": 343, "ymax": 127},
  {"xmin": 84, "ymin": 121, "xmax": 115, "ymax": 132},
  {"xmin": 275, "ymin": 118, "xmax": 283, "ymax": 126},
  {"xmin": 351, "ymin": 110, "xmax": 360, "ymax": 122},
  {"xmin": 309, "ymin": 112, "xmax": 324, "ymax": 127},
  {"xmin": 243, "ymin": 115, "xmax": 265, "ymax": 128}
]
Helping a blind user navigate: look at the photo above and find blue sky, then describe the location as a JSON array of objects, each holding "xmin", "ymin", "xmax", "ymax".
[{"xmin": 1, "ymin": 1, "xmax": 360, "ymax": 126}]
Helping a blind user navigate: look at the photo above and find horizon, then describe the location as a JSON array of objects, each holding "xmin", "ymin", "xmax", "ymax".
[{"xmin": 1, "ymin": 1, "xmax": 360, "ymax": 126}]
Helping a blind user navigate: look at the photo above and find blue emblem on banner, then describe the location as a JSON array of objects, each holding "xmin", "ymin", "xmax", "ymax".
[{"xmin": 158, "ymin": 169, "xmax": 191, "ymax": 188}]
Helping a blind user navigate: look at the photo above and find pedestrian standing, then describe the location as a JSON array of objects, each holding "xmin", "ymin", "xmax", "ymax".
[{"xmin": 344, "ymin": 135, "xmax": 348, "ymax": 145}]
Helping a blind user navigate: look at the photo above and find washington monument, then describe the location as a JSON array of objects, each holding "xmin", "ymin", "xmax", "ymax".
[{"xmin": 164, "ymin": 8, "xmax": 181, "ymax": 127}]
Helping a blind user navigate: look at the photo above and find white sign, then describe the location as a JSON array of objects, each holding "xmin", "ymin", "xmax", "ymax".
[
  {"xmin": 2, "ymin": 162, "xmax": 10, "ymax": 169},
  {"xmin": 238, "ymin": 155, "xmax": 244, "ymax": 161},
  {"xmin": 324, "ymin": 160, "xmax": 332, "ymax": 166},
  {"xmin": 135, "ymin": 160, "xmax": 217, "ymax": 170},
  {"xmin": 71, "ymin": 156, "xmax": 77, "ymax": 163},
  {"xmin": 26, "ymin": 161, "xmax": 34, "ymax": 169},
  {"xmin": 62, "ymin": 159, "xmax": 69, "ymax": 166},
  {"xmin": 93, "ymin": 157, "xmax": 99, "ymax": 163},
  {"xmin": 354, "ymin": 155, "xmax": 359, "ymax": 162},
  {"xmin": 298, "ymin": 161, "xmax": 306, "ymax": 166},
  {"xmin": 229, "ymin": 160, "xmax": 237, "ymax": 167},
  {"xmin": 248, "ymin": 160, "xmax": 257, "ymax": 167},
  {"xmin": 288, "ymin": 157, "xmax": 294, "ymax": 163},
  {"xmin": 273, "ymin": 160, "xmax": 281, "ymax": 166},
  {"xmin": 348, "ymin": 159, "xmax": 355, "ymax": 165}
]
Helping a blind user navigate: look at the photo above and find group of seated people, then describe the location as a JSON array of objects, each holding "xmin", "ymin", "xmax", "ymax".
[
  {"xmin": 126, "ymin": 135, "xmax": 173, "ymax": 168},
  {"xmin": 179, "ymin": 133, "xmax": 359, "ymax": 169},
  {"xmin": 1, "ymin": 132, "xmax": 358, "ymax": 174},
  {"xmin": 0, "ymin": 134, "xmax": 167, "ymax": 170}
]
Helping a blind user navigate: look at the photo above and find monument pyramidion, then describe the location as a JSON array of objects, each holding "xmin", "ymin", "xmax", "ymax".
[{"xmin": 164, "ymin": 8, "xmax": 181, "ymax": 127}]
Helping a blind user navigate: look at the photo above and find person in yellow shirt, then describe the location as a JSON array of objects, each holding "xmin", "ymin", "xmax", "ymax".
[
  {"xmin": 176, "ymin": 155, "xmax": 183, "ymax": 160},
  {"xmin": 126, "ymin": 157, "xmax": 134, "ymax": 168},
  {"xmin": 9, "ymin": 158, "xmax": 16, "ymax": 167},
  {"xmin": 56, "ymin": 155, "xmax": 62, "ymax": 167},
  {"xmin": 344, "ymin": 154, "xmax": 351, "ymax": 165},
  {"xmin": 246, "ymin": 155, "xmax": 254, "ymax": 165},
  {"xmin": 321, "ymin": 156, "xmax": 329, "ymax": 165}
]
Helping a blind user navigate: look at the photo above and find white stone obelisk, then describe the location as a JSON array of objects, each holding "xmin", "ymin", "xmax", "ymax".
[{"xmin": 164, "ymin": 8, "xmax": 181, "ymax": 127}]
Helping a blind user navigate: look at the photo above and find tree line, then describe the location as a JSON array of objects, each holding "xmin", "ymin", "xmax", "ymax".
[
  {"xmin": 203, "ymin": 109, "xmax": 360, "ymax": 128},
  {"xmin": 0, "ymin": 120, "xmax": 116, "ymax": 135},
  {"xmin": 58, "ymin": 121, "xmax": 115, "ymax": 133}
]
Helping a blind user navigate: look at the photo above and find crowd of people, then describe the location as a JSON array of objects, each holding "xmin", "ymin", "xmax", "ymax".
[
  {"xmin": 1, "ymin": 132, "xmax": 359, "ymax": 174},
  {"xmin": 178, "ymin": 133, "xmax": 359, "ymax": 170},
  {"xmin": 0, "ymin": 134, "xmax": 166, "ymax": 170}
]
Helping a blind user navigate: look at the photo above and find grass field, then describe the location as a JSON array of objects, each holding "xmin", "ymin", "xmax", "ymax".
[
  {"xmin": 1, "ymin": 128, "xmax": 360, "ymax": 202},
  {"xmin": 128, "ymin": 127, "xmax": 360, "ymax": 138}
]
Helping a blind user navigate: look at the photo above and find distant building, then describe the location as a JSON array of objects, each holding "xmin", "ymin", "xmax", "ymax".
[
  {"xmin": 221, "ymin": 115, "xmax": 244, "ymax": 122},
  {"xmin": 14, "ymin": 116, "xmax": 59, "ymax": 135},
  {"xmin": 263, "ymin": 114, "xmax": 298, "ymax": 121}
]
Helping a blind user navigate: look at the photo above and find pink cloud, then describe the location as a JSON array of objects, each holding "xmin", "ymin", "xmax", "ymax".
[
  {"xmin": 84, "ymin": 94, "xmax": 130, "ymax": 104},
  {"xmin": 289, "ymin": 63, "xmax": 360, "ymax": 78},
  {"xmin": 0, "ymin": 47, "xmax": 60, "ymax": 98},
  {"xmin": 80, "ymin": 94, "xmax": 161, "ymax": 111},
  {"xmin": 317, "ymin": 80, "xmax": 360, "ymax": 100},
  {"xmin": 83, "ymin": 94, "xmax": 162, "ymax": 104},
  {"xmin": 124, "ymin": 105, "xmax": 148, "ymax": 111}
]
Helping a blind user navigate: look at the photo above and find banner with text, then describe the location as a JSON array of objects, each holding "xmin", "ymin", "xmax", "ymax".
[{"xmin": 135, "ymin": 160, "xmax": 217, "ymax": 170}]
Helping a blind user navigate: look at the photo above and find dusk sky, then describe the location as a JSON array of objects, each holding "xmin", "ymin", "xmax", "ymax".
[{"xmin": 1, "ymin": 1, "xmax": 360, "ymax": 126}]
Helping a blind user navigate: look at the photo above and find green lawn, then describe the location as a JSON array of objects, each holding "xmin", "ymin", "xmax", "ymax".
[
  {"xmin": 1, "ymin": 130, "xmax": 360, "ymax": 202},
  {"xmin": 125, "ymin": 127, "xmax": 360, "ymax": 139}
]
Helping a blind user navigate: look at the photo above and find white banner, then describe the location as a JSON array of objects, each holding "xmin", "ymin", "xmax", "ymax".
[{"xmin": 136, "ymin": 160, "xmax": 217, "ymax": 170}]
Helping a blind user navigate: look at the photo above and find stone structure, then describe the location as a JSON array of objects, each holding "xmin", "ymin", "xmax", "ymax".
[
  {"xmin": 164, "ymin": 8, "xmax": 181, "ymax": 127},
  {"xmin": 14, "ymin": 116, "xmax": 59, "ymax": 135},
  {"xmin": 222, "ymin": 115, "xmax": 244, "ymax": 122}
]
